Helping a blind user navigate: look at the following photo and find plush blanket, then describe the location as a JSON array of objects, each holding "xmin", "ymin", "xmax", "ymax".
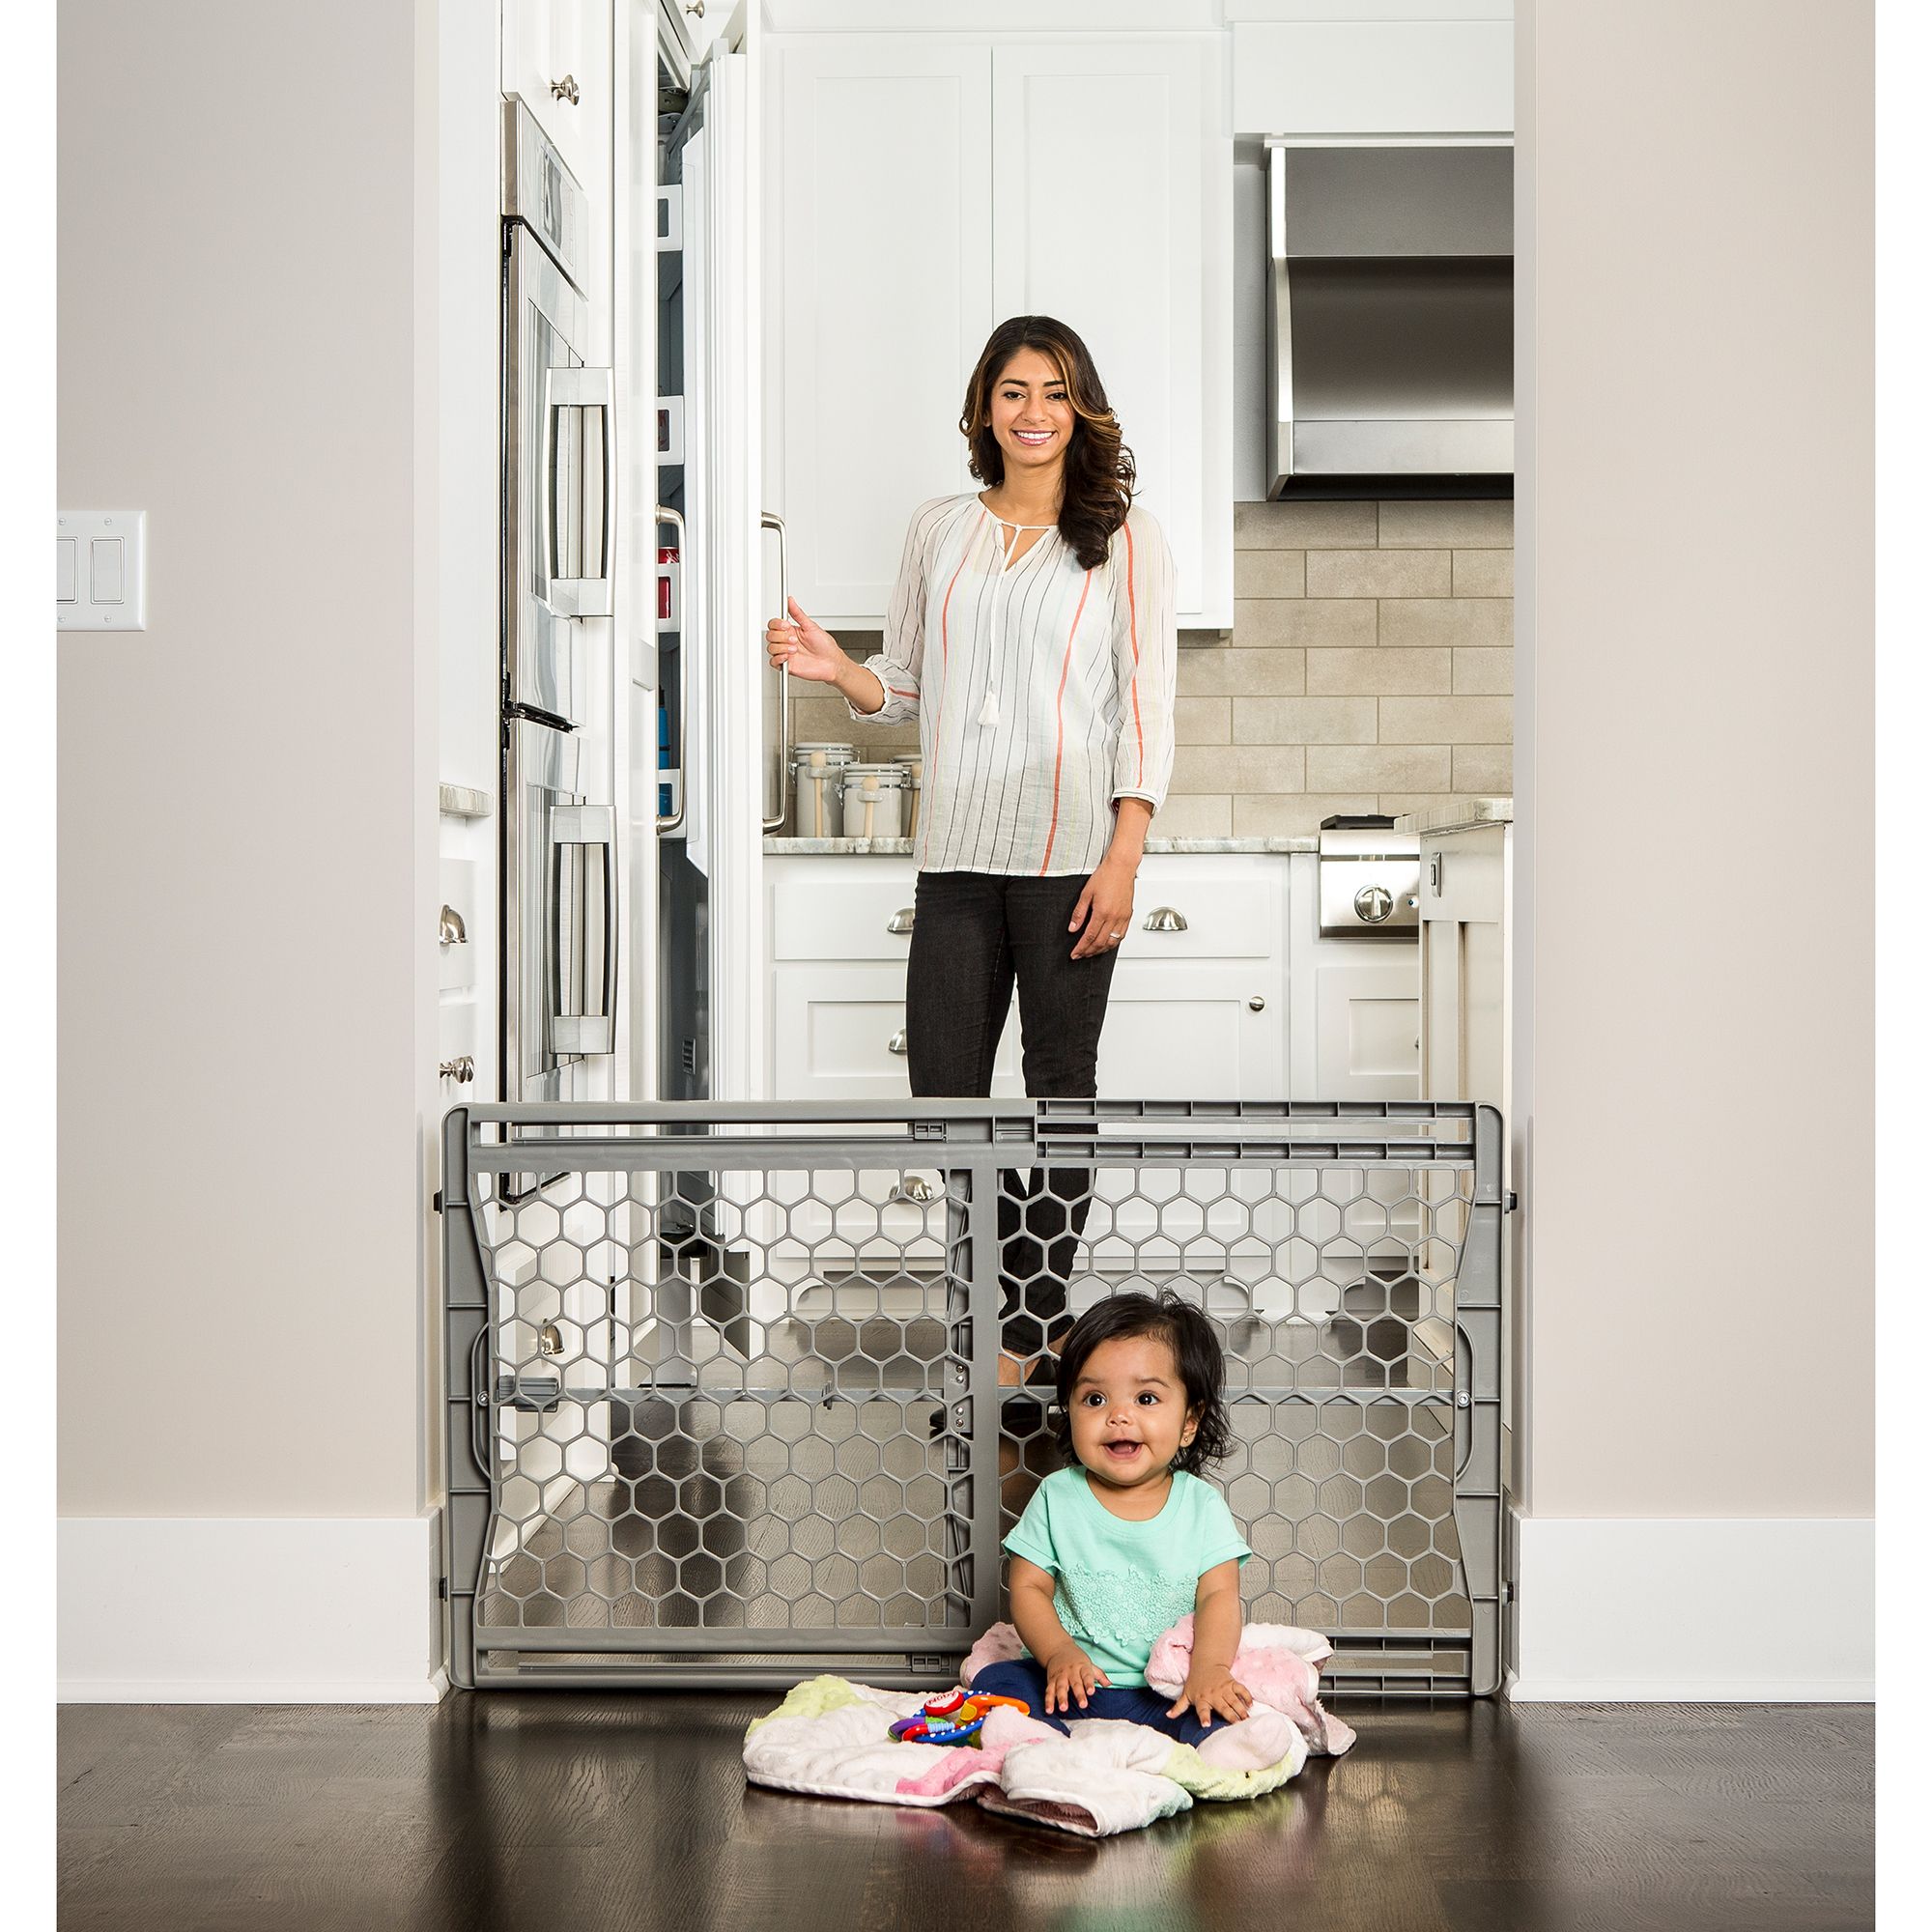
[{"xmin": 742, "ymin": 1619, "xmax": 1356, "ymax": 1838}]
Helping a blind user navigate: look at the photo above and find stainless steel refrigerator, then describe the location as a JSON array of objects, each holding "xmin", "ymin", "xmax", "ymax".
[{"xmin": 501, "ymin": 99, "xmax": 617, "ymax": 1108}]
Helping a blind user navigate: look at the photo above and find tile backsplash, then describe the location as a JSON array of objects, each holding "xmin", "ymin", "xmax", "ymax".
[{"xmin": 785, "ymin": 497, "xmax": 1513, "ymax": 837}]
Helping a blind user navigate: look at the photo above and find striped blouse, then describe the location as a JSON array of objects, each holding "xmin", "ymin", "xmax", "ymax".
[{"xmin": 849, "ymin": 491, "xmax": 1178, "ymax": 876}]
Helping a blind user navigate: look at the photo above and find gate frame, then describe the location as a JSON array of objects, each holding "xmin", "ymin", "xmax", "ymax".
[{"xmin": 440, "ymin": 1098, "xmax": 1506, "ymax": 1696}]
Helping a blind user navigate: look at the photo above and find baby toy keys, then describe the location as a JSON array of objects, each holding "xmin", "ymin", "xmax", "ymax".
[{"xmin": 888, "ymin": 1688, "xmax": 1029, "ymax": 1746}]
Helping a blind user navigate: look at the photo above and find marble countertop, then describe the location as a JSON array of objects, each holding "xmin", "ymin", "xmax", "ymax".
[
  {"xmin": 1393, "ymin": 797, "xmax": 1514, "ymax": 836},
  {"xmin": 764, "ymin": 835, "xmax": 1321, "ymax": 856}
]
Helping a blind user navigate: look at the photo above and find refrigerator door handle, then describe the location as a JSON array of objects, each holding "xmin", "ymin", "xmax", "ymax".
[
  {"xmin": 549, "ymin": 803, "xmax": 617, "ymax": 1056},
  {"xmin": 761, "ymin": 510, "xmax": 790, "ymax": 834},
  {"xmin": 543, "ymin": 365, "xmax": 616, "ymax": 618}
]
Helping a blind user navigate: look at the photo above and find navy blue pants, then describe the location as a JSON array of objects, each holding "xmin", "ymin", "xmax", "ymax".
[{"xmin": 969, "ymin": 1658, "xmax": 1217, "ymax": 1747}]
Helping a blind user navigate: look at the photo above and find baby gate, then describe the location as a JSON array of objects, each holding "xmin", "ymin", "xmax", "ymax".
[{"xmin": 440, "ymin": 1098, "xmax": 1504, "ymax": 1695}]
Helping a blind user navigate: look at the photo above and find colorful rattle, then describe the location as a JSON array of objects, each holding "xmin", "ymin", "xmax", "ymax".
[{"xmin": 889, "ymin": 1688, "xmax": 1030, "ymax": 1746}]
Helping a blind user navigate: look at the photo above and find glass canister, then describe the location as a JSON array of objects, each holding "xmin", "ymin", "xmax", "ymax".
[
  {"xmin": 893, "ymin": 753, "xmax": 923, "ymax": 842},
  {"xmin": 839, "ymin": 762, "xmax": 909, "ymax": 840},
  {"xmin": 790, "ymin": 743, "xmax": 855, "ymax": 837}
]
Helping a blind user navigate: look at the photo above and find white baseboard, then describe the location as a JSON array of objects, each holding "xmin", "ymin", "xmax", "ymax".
[
  {"xmin": 60, "ymin": 1515, "xmax": 445, "ymax": 1703},
  {"xmin": 1510, "ymin": 1514, "xmax": 1874, "ymax": 1702}
]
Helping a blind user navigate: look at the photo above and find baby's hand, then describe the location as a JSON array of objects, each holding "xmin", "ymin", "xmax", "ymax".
[
  {"xmin": 1042, "ymin": 1645, "xmax": 1109, "ymax": 1714},
  {"xmin": 1167, "ymin": 1667, "xmax": 1254, "ymax": 1729}
]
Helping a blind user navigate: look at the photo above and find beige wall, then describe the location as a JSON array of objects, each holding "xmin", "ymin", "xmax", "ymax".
[
  {"xmin": 1181, "ymin": 499, "xmax": 1513, "ymax": 836},
  {"xmin": 58, "ymin": 0, "xmax": 424, "ymax": 1517},
  {"xmin": 1518, "ymin": 0, "xmax": 1873, "ymax": 1516}
]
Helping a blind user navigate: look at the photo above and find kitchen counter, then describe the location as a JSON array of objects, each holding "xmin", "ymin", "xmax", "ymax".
[{"xmin": 764, "ymin": 835, "xmax": 1320, "ymax": 855}]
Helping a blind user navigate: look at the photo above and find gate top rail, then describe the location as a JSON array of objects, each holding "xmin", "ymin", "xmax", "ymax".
[{"xmin": 452, "ymin": 1098, "xmax": 1499, "ymax": 1179}]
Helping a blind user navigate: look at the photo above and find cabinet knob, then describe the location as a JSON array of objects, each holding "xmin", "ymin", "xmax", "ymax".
[
  {"xmin": 886, "ymin": 907, "xmax": 915, "ymax": 935},
  {"xmin": 439, "ymin": 903, "xmax": 468, "ymax": 946},
  {"xmin": 886, "ymin": 1029, "xmax": 908, "ymax": 1056},
  {"xmin": 551, "ymin": 73, "xmax": 581, "ymax": 105},
  {"xmin": 1144, "ymin": 906, "xmax": 1188, "ymax": 932},
  {"xmin": 1248, "ymin": 997, "xmax": 1266, "ymax": 1012},
  {"xmin": 440, "ymin": 1055, "xmax": 475, "ymax": 1083}
]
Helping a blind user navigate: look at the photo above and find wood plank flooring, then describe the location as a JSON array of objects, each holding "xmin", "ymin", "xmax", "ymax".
[{"xmin": 58, "ymin": 1695, "xmax": 1874, "ymax": 1932}]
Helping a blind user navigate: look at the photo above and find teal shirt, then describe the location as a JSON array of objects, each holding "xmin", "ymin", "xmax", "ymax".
[{"xmin": 1002, "ymin": 1467, "xmax": 1253, "ymax": 1688}]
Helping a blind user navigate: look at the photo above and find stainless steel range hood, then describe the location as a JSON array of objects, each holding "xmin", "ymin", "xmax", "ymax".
[{"xmin": 1266, "ymin": 142, "xmax": 1513, "ymax": 497}]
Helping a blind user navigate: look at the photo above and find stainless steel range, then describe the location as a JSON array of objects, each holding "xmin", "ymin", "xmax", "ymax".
[{"xmin": 1317, "ymin": 813, "xmax": 1422, "ymax": 939}]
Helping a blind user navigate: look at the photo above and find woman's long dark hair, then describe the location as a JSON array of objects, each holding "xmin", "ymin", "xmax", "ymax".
[{"xmin": 959, "ymin": 316, "xmax": 1136, "ymax": 571}]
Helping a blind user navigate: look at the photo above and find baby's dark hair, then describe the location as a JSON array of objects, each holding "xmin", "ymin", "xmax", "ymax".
[{"xmin": 1052, "ymin": 1291, "xmax": 1233, "ymax": 1475}]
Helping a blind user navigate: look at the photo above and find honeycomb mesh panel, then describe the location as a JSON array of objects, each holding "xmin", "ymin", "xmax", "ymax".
[{"xmin": 441, "ymin": 1101, "xmax": 1504, "ymax": 1695}]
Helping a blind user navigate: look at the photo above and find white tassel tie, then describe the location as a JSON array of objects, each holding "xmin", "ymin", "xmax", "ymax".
[{"xmin": 977, "ymin": 686, "xmax": 1001, "ymax": 728}]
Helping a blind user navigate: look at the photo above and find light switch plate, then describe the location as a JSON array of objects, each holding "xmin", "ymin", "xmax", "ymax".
[{"xmin": 57, "ymin": 511, "xmax": 147, "ymax": 631}]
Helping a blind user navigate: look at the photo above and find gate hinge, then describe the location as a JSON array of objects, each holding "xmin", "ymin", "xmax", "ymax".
[
  {"xmin": 912, "ymin": 1122, "xmax": 945, "ymax": 1141},
  {"xmin": 907, "ymin": 1653, "xmax": 947, "ymax": 1673},
  {"xmin": 433, "ymin": 1188, "xmax": 445, "ymax": 1214},
  {"xmin": 1505, "ymin": 1189, "xmax": 1518, "ymax": 1211},
  {"xmin": 438, "ymin": 1576, "xmax": 449, "ymax": 1601},
  {"xmin": 1501, "ymin": 1579, "xmax": 1516, "ymax": 1605}
]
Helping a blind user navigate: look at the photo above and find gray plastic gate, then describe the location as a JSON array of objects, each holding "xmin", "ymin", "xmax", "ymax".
[{"xmin": 440, "ymin": 1098, "xmax": 1503, "ymax": 1695}]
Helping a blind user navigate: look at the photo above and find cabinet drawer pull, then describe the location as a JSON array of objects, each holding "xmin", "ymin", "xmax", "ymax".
[
  {"xmin": 887, "ymin": 1029, "xmax": 908, "ymax": 1056},
  {"xmin": 1144, "ymin": 906, "xmax": 1188, "ymax": 932},
  {"xmin": 886, "ymin": 907, "xmax": 916, "ymax": 935}
]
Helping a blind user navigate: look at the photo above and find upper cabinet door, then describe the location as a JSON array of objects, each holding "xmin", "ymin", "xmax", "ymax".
[
  {"xmin": 503, "ymin": 0, "xmax": 607, "ymax": 199},
  {"xmin": 991, "ymin": 39, "xmax": 1228, "ymax": 627},
  {"xmin": 772, "ymin": 42, "xmax": 993, "ymax": 623}
]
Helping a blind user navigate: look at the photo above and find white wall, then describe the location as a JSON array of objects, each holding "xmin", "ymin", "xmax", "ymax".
[
  {"xmin": 1512, "ymin": 0, "xmax": 1873, "ymax": 1695},
  {"xmin": 58, "ymin": 0, "xmax": 442, "ymax": 1696}
]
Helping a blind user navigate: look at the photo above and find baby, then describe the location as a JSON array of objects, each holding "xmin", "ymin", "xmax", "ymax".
[{"xmin": 969, "ymin": 1290, "xmax": 1290, "ymax": 1768}]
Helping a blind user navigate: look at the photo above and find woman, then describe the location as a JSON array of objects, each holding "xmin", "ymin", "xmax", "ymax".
[{"xmin": 765, "ymin": 315, "xmax": 1177, "ymax": 1417}]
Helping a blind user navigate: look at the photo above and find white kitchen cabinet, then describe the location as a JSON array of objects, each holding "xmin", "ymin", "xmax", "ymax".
[
  {"xmin": 990, "ymin": 38, "xmax": 1229, "ymax": 625},
  {"xmin": 765, "ymin": 852, "xmax": 1292, "ymax": 1101},
  {"xmin": 1097, "ymin": 967, "xmax": 1281, "ymax": 1101},
  {"xmin": 772, "ymin": 962, "xmax": 1024, "ymax": 1101},
  {"xmin": 502, "ymin": 0, "xmax": 610, "ymax": 196},
  {"xmin": 1230, "ymin": 17, "xmax": 1514, "ymax": 137},
  {"xmin": 1416, "ymin": 819, "xmax": 1510, "ymax": 1119},
  {"xmin": 1284, "ymin": 851, "xmax": 1421, "ymax": 1100},
  {"xmin": 769, "ymin": 41, "xmax": 994, "ymax": 620},
  {"xmin": 766, "ymin": 30, "xmax": 1231, "ymax": 628},
  {"xmin": 1311, "ymin": 959, "xmax": 1423, "ymax": 1099}
]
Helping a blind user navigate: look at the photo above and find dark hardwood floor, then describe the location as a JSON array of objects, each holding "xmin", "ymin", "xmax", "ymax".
[{"xmin": 58, "ymin": 1694, "xmax": 1874, "ymax": 1932}]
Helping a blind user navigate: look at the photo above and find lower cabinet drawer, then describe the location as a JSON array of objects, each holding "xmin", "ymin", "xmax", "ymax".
[
  {"xmin": 770, "ymin": 870, "xmax": 920, "ymax": 962},
  {"xmin": 772, "ymin": 963, "xmax": 1024, "ymax": 1100}
]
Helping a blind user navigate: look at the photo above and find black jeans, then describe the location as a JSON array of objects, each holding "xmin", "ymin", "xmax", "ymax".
[{"xmin": 905, "ymin": 870, "xmax": 1118, "ymax": 1359}]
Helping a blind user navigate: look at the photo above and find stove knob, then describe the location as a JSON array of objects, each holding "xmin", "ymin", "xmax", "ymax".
[{"xmin": 1353, "ymin": 883, "xmax": 1395, "ymax": 923}]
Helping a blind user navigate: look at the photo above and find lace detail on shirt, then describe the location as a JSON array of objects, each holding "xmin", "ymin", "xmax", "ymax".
[{"xmin": 1053, "ymin": 1566, "xmax": 1202, "ymax": 1670}]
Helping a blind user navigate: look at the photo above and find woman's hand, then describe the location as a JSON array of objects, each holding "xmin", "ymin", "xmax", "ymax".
[
  {"xmin": 764, "ymin": 596, "xmax": 847, "ymax": 684},
  {"xmin": 1068, "ymin": 855, "xmax": 1138, "ymax": 960},
  {"xmin": 1166, "ymin": 1667, "xmax": 1254, "ymax": 1729},
  {"xmin": 1041, "ymin": 1644, "xmax": 1110, "ymax": 1714}
]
